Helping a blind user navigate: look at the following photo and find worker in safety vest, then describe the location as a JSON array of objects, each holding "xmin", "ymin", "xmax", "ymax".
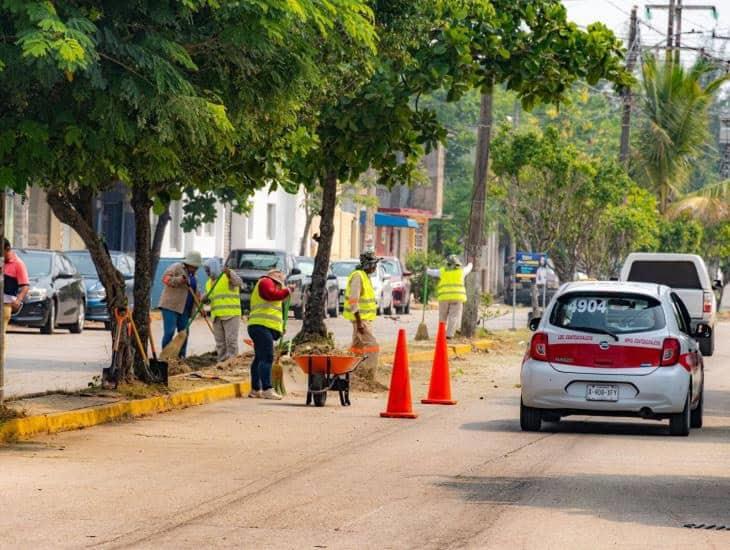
[
  {"xmin": 428, "ymin": 254, "xmax": 473, "ymax": 339},
  {"xmin": 204, "ymin": 258, "xmax": 243, "ymax": 362},
  {"xmin": 247, "ymin": 269, "xmax": 290, "ymax": 400},
  {"xmin": 344, "ymin": 251, "xmax": 380, "ymax": 378}
]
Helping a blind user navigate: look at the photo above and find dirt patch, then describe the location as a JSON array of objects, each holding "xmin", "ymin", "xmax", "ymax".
[
  {"xmin": 116, "ymin": 382, "xmax": 170, "ymax": 400},
  {"xmin": 350, "ymin": 370, "xmax": 389, "ymax": 393},
  {"xmin": 0, "ymin": 405, "xmax": 25, "ymax": 423},
  {"xmin": 167, "ymin": 350, "xmax": 254, "ymax": 377}
]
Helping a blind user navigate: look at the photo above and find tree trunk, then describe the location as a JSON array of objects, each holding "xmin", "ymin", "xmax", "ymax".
[
  {"xmin": 295, "ymin": 172, "xmax": 338, "ymax": 343},
  {"xmin": 461, "ymin": 91, "xmax": 493, "ymax": 338},
  {"xmin": 130, "ymin": 187, "xmax": 154, "ymax": 381},
  {"xmin": 46, "ymin": 188, "xmax": 133, "ymax": 381},
  {"xmin": 150, "ymin": 205, "xmax": 171, "ymax": 280},
  {"xmin": 299, "ymin": 196, "xmax": 315, "ymax": 257}
]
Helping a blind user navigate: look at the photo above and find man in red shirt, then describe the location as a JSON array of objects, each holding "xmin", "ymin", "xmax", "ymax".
[{"xmin": 3, "ymin": 239, "xmax": 29, "ymax": 335}]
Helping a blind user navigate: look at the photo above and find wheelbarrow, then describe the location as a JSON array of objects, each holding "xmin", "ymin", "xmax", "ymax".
[{"xmin": 292, "ymin": 355, "xmax": 366, "ymax": 407}]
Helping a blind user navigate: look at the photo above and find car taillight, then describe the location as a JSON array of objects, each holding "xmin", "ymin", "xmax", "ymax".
[
  {"xmin": 660, "ymin": 338, "xmax": 680, "ymax": 366},
  {"xmin": 529, "ymin": 332, "xmax": 549, "ymax": 361},
  {"xmin": 703, "ymin": 291, "xmax": 713, "ymax": 313}
]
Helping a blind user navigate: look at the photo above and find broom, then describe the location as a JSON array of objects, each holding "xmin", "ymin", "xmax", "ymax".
[
  {"xmin": 271, "ymin": 297, "xmax": 290, "ymax": 395},
  {"xmin": 159, "ymin": 273, "xmax": 224, "ymax": 361},
  {"xmin": 415, "ymin": 270, "xmax": 430, "ymax": 341}
]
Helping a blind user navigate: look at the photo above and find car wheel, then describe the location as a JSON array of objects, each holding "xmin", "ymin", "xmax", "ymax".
[
  {"xmin": 328, "ymin": 294, "xmax": 338, "ymax": 318},
  {"xmin": 690, "ymin": 384, "xmax": 703, "ymax": 429},
  {"xmin": 104, "ymin": 320, "xmax": 113, "ymax": 331},
  {"xmin": 293, "ymin": 303, "xmax": 303, "ymax": 320},
  {"xmin": 384, "ymin": 300, "xmax": 393, "ymax": 316},
  {"xmin": 520, "ymin": 398, "xmax": 542, "ymax": 432},
  {"xmin": 404, "ymin": 298, "xmax": 411, "ymax": 315},
  {"xmin": 40, "ymin": 300, "xmax": 56, "ymax": 335},
  {"xmin": 669, "ymin": 390, "xmax": 691, "ymax": 436},
  {"xmin": 70, "ymin": 301, "xmax": 85, "ymax": 334},
  {"xmin": 699, "ymin": 332, "xmax": 714, "ymax": 357}
]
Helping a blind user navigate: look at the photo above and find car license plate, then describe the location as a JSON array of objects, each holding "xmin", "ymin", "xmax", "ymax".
[{"xmin": 586, "ymin": 384, "xmax": 619, "ymax": 402}]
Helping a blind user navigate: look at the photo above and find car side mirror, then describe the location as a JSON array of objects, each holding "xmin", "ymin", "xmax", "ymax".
[
  {"xmin": 694, "ymin": 323, "xmax": 712, "ymax": 339},
  {"xmin": 712, "ymin": 279, "xmax": 723, "ymax": 290},
  {"xmin": 382, "ymin": 274, "xmax": 391, "ymax": 281},
  {"xmin": 290, "ymin": 268, "xmax": 301, "ymax": 276},
  {"xmin": 528, "ymin": 317, "xmax": 541, "ymax": 332},
  {"xmin": 123, "ymin": 273, "xmax": 134, "ymax": 280},
  {"xmin": 327, "ymin": 273, "xmax": 337, "ymax": 280},
  {"xmin": 56, "ymin": 272, "xmax": 74, "ymax": 279},
  {"xmin": 403, "ymin": 271, "xmax": 412, "ymax": 277}
]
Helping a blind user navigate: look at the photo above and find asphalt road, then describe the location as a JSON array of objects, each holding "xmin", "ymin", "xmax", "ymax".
[
  {"xmin": 3, "ymin": 306, "xmax": 529, "ymax": 398},
  {"xmin": 1, "ymin": 322, "xmax": 728, "ymax": 548}
]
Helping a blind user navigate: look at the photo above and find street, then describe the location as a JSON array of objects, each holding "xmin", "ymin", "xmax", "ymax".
[
  {"xmin": 3, "ymin": 306, "xmax": 529, "ymax": 398},
  {"xmin": 1, "ymin": 321, "xmax": 728, "ymax": 548}
]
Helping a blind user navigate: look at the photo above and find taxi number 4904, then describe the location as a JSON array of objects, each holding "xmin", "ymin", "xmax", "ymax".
[{"xmin": 567, "ymin": 298, "xmax": 607, "ymax": 314}]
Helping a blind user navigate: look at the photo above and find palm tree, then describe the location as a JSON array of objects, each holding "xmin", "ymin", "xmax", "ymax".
[
  {"xmin": 635, "ymin": 55, "xmax": 728, "ymax": 214},
  {"xmin": 669, "ymin": 179, "xmax": 730, "ymax": 224}
]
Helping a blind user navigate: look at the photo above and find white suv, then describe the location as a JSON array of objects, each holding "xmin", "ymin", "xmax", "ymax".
[
  {"xmin": 619, "ymin": 253, "xmax": 720, "ymax": 356},
  {"xmin": 521, "ymin": 282, "xmax": 710, "ymax": 436}
]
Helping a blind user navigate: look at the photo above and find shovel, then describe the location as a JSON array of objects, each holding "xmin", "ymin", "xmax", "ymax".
[
  {"xmin": 148, "ymin": 316, "xmax": 168, "ymax": 385},
  {"xmin": 159, "ymin": 273, "xmax": 224, "ymax": 361}
]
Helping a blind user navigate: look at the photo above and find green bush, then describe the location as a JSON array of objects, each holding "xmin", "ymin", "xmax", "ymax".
[{"xmin": 406, "ymin": 251, "xmax": 445, "ymax": 304}]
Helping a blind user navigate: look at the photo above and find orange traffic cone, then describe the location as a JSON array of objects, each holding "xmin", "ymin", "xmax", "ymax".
[
  {"xmin": 380, "ymin": 329, "xmax": 418, "ymax": 419},
  {"xmin": 422, "ymin": 322, "xmax": 457, "ymax": 405}
]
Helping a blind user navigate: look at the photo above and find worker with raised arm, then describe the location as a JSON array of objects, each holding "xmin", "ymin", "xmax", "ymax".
[
  {"xmin": 344, "ymin": 251, "xmax": 380, "ymax": 378},
  {"xmin": 204, "ymin": 258, "xmax": 243, "ymax": 362},
  {"xmin": 428, "ymin": 254, "xmax": 473, "ymax": 339}
]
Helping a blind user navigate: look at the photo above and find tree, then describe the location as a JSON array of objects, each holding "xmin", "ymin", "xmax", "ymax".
[
  {"xmin": 1, "ymin": 1, "xmax": 375, "ymax": 382},
  {"xmin": 490, "ymin": 127, "xmax": 658, "ymax": 282},
  {"xmin": 459, "ymin": 0, "xmax": 631, "ymax": 337},
  {"xmin": 291, "ymin": 0, "xmax": 496, "ymax": 345},
  {"xmin": 634, "ymin": 55, "xmax": 728, "ymax": 214}
]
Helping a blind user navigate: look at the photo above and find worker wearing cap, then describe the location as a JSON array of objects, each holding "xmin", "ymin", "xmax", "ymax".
[
  {"xmin": 158, "ymin": 250, "xmax": 203, "ymax": 358},
  {"xmin": 344, "ymin": 251, "xmax": 380, "ymax": 377},
  {"xmin": 204, "ymin": 258, "xmax": 243, "ymax": 362},
  {"xmin": 247, "ymin": 269, "xmax": 290, "ymax": 400},
  {"xmin": 428, "ymin": 254, "xmax": 473, "ymax": 339}
]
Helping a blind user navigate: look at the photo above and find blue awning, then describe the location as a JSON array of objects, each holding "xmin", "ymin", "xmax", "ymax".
[{"xmin": 360, "ymin": 211, "xmax": 419, "ymax": 229}]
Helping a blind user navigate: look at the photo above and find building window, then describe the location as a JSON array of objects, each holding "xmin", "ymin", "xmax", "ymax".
[
  {"xmin": 169, "ymin": 202, "xmax": 183, "ymax": 251},
  {"xmin": 266, "ymin": 204, "xmax": 276, "ymax": 240}
]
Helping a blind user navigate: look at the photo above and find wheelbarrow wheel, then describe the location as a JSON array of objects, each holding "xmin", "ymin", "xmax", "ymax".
[{"xmin": 310, "ymin": 373, "xmax": 328, "ymax": 407}]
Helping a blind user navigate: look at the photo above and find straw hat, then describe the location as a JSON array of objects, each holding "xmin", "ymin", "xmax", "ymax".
[{"xmin": 183, "ymin": 250, "xmax": 203, "ymax": 268}]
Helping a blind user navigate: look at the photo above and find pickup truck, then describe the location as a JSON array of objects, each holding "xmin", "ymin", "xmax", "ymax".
[
  {"xmin": 619, "ymin": 252, "xmax": 722, "ymax": 356},
  {"xmin": 224, "ymin": 249, "xmax": 297, "ymax": 313}
]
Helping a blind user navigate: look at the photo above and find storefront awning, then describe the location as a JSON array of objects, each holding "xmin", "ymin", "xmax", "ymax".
[{"xmin": 360, "ymin": 211, "xmax": 419, "ymax": 228}]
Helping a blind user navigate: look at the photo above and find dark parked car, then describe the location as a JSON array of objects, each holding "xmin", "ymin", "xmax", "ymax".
[
  {"xmin": 10, "ymin": 249, "xmax": 86, "ymax": 334},
  {"xmin": 225, "ymin": 249, "xmax": 297, "ymax": 313},
  {"xmin": 65, "ymin": 250, "xmax": 135, "ymax": 329},
  {"xmin": 381, "ymin": 257, "xmax": 412, "ymax": 314},
  {"xmin": 288, "ymin": 256, "xmax": 340, "ymax": 319}
]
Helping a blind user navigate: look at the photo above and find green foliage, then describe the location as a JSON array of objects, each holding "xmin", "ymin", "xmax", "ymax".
[
  {"xmin": 406, "ymin": 250, "xmax": 445, "ymax": 304},
  {"xmin": 634, "ymin": 55, "xmax": 729, "ymax": 213},
  {"xmin": 657, "ymin": 216, "xmax": 704, "ymax": 255},
  {"xmin": 491, "ymin": 126, "xmax": 659, "ymax": 280}
]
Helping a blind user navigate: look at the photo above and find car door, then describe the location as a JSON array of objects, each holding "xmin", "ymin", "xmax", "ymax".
[
  {"xmin": 670, "ymin": 293, "xmax": 702, "ymax": 401},
  {"xmin": 119, "ymin": 255, "xmax": 135, "ymax": 306},
  {"xmin": 53, "ymin": 255, "xmax": 76, "ymax": 323}
]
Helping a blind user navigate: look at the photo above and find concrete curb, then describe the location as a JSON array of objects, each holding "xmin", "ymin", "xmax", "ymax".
[
  {"xmin": 393, "ymin": 339, "xmax": 494, "ymax": 364},
  {"xmin": 1, "ymin": 382, "xmax": 251, "ymax": 444}
]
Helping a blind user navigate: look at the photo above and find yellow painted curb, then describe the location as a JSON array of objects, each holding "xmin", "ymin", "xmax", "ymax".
[{"xmin": 0, "ymin": 381, "xmax": 250, "ymax": 444}]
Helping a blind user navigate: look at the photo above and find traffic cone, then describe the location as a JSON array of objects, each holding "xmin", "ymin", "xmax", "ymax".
[
  {"xmin": 422, "ymin": 322, "xmax": 457, "ymax": 405},
  {"xmin": 380, "ymin": 329, "xmax": 418, "ymax": 419}
]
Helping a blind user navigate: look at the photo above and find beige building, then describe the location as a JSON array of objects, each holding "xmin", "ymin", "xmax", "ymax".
[{"xmin": 5, "ymin": 188, "xmax": 84, "ymax": 250}]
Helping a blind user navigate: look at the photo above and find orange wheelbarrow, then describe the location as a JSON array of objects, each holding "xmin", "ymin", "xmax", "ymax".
[{"xmin": 293, "ymin": 355, "xmax": 366, "ymax": 407}]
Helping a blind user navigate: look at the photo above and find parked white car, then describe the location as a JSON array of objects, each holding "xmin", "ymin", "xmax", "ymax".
[
  {"xmin": 619, "ymin": 253, "xmax": 720, "ymax": 356},
  {"xmin": 521, "ymin": 281, "xmax": 709, "ymax": 436},
  {"xmin": 330, "ymin": 259, "xmax": 393, "ymax": 315}
]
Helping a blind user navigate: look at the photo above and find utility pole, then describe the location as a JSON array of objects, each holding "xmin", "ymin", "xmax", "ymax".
[
  {"xmin": 674, "ymin": 0, "xmax": 682, "ymax": 64},
  {"xmin": 666, "ymin": 0, "xmax": 675, "ymax": 61},
  {"xmin": 620, "ymin": 6, "xmax": 639, "ymax": 166},
  {"xmin": 645, "ymin": 3, "xmax": 718, "ymax": 63}
]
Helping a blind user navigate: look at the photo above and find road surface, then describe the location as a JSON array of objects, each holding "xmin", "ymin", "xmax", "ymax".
[
  {"xmin": 3, "ymin": 306, "xmax": 529, "ymax": 398},
  {"xmin": 1, "ymin": 322, "xmax": 728, "ymax": 548}
]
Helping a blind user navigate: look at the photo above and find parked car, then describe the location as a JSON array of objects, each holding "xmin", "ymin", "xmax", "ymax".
[
  {"xmin": 287, "ymin": 256, "xmax": 339, "ymax": 319},
  {"xmin": 619, "ymin": 253, "xmax": 720, "ymax": 356},
  {"xmin": 10, "ymin": 249, "xmax": 86, "ymax": 334},
  {"xmin": 65, "ymin": 250, "xmax": 135, "ymax": 329},
  {"xmin": 225, "ymin": 249, "xmax": 297, "ymax": 313},
  {"xmin": 331, "ymin": 259, "xmax": 393, "ymax": 315},
  {"xmin": 520, "ymin": 281, "xmax": 708, "ymax": 436},
  {"xmin": 381, "ymin": 257, "xmax": 412, "ymax": 314}
]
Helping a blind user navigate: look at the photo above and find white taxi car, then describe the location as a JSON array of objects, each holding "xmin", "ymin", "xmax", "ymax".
[{"xmin": 521, "ymin": 282, "xmax": 709, "ymax": 436}]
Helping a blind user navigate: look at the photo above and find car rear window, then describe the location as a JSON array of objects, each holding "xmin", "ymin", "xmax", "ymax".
[
  {"xmin": 627, "ymin": 261, "xmax": 702, "ymax": 289},
  {"xmin": 550, "ymin": 293, "xmax": 666, "ymax": 334}
]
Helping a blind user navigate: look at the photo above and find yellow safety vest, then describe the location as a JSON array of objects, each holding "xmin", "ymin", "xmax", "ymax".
[
  {"xmin": 205, "ymin": 274, "xmax": 241, "ymax": 320},
  {"xmin": 344, "ymin": 270, "xmax": 377, "ymax": 321},
  {"xmin": 438, "ymin": 268, "xmax": 466, "ymax": 303},
  {"xmin": 248, "ymin": 278, "xmax": 284, "ymax": 333}
]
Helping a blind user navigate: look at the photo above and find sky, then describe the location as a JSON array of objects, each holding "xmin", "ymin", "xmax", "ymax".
[{"xmin": 564, "ymin": 0, "xmax": 730, "ymax": 67}]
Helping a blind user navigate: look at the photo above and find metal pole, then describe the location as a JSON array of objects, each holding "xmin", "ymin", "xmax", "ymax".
[
  {"xmin": 666, "ymin": 0, "xmax": 675, "ymax": 62},
  {"xmin": 542, "ymin": 279, "xmax": 547, "ymax": 314},
  {"xmin": 511, "ymin": 244, "xmax": 517, "ymax": 331},
  {"xmin": 674, "ymin": 0, "xmax": 682, "ymax": 64}
]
